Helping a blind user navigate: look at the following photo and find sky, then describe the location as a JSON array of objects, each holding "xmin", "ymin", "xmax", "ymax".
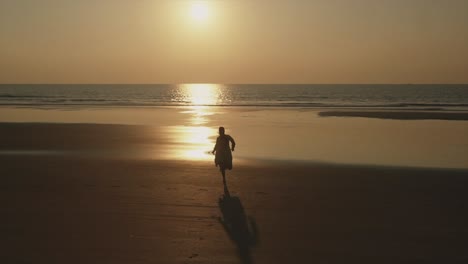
[{"xmin": 1, "ymin": 0, "xmax": 467, "ymax": 84}]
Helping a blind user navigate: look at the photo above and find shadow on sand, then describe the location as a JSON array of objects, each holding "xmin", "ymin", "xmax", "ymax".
[{"xmin": 218, "ymin": 180, "xmax": 258, "ymax": 264}]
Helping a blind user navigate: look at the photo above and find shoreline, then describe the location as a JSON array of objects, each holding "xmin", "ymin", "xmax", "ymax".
[
  {"xmin": 319, "ymin": 110, "xmax": 468, "ymax": 120},
  {"xmin": 1, "ymin": 117, "xmax": 468, "ymax": 169},
  {"xmin": 2, "ymin": 105, "xmax": 468, "ymax": 123}
]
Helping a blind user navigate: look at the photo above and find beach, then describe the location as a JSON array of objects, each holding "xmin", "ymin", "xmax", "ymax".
[
  {"xmin": 1, "ymin": 107, "xmax": 468, "ymax": 263},
  {"xmin": 2, "ymin": 0, "xmax": 468, "ymax": 261}
]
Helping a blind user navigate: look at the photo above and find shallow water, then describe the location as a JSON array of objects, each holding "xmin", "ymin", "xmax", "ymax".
[{"xmin": 1, "ymin": 106, "xmax": 467, "ymax": 169}]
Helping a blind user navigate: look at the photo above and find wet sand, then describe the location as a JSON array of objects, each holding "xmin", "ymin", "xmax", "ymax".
[
  {"xmin": 2, "ymin": 106, "xmax": 468, "ymax": 169},
  {"xmin": 319, "ymin": 110, "xmax": 468, "ymax": 120},
  {"xmin": 1, "ymin": 122, "xmax": 468, "ymax": 263}
]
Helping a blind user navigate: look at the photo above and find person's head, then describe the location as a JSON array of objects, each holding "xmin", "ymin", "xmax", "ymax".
[{"xmin": 219, "ymin": 126, "xmax": 225, "ymax": 135}]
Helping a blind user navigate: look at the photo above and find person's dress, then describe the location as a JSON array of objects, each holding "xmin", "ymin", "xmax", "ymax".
[{"xmin": 214, "ymin": 134, "xmax": 235, "ymax": 170}]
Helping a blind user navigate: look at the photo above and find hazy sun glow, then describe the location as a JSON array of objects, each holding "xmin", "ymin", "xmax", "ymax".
[
  {"xmin": 190, "ymin": 1, "xmax": 210, "ymax": 22},
  {"xmin": 2, "ymin": 1, "xmax": 468, "ymax": 84}
]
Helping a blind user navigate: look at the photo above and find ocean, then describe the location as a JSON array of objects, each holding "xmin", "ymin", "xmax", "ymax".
[
  {"xmin": 1, "ymin": 84, "xmax": 468, "ymax": 109},
  {"xmin": 1, "ymin": 84, "xmax": 468, "ymax": 169}
]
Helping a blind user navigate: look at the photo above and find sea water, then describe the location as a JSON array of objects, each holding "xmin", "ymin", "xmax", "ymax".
[
  {"xmin": 1, "ymin": 84, "xmax": 468, "ymax": 168},
  {"xmin": 1, "ymin": 84, "xmax": 468, "ymax": 110}
]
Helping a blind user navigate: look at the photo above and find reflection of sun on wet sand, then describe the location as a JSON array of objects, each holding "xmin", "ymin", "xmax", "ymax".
[
  {"xmin": 181, "ymin": 106, "xmax": 214, "ymax": 125},
  {"xmin": 166, "ymin": 125, "xmax": 216, "ymax": 160}
]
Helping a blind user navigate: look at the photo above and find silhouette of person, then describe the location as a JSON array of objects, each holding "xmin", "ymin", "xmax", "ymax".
[{"xmin": 212, "ymin": 126, "xmax": 236, "ymax": 181}]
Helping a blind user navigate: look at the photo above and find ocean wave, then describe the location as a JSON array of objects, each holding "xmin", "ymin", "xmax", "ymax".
[
  {"xmin": 2, "ymin": 100, "xmax": 468, "ymax": 109},
  {"xmin": 0, "ymin": 94, "xmax": 53, "ymax": 98},
  {"xmin": 1, "ymin": 84, "xmax": 468, "ymax": 109}
]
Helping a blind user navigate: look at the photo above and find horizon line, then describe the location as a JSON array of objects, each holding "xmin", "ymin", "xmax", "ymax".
[{"xmin": 1, "ymin": 83, "xmax": 468, "ymax": 86}]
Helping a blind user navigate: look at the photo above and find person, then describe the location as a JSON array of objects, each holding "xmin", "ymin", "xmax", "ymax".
[{"xmin": 212, "ymin": 126, "xmax": 236, "ymax": 181}]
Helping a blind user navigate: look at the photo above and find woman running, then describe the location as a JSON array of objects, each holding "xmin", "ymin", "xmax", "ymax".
[{"xmin": 212, "ymin": 126, "xmax": 236, "ymax": 182}]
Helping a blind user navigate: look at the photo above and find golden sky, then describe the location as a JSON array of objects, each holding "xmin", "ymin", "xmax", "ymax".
[{"xmin": 1, "ymin": 0, "xmax": 467, "ymax": 84}]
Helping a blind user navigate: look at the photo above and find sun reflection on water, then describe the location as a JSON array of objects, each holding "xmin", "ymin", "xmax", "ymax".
[
  {"xmin": 168, "ymin": 84, "xmax": 223, "ymax": 160},
  {"xmin": 180, "ymin": 83, "xmax": 221, "ymax": 106}
]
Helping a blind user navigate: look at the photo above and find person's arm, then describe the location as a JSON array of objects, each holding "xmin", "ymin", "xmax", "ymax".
[
  {"xmin": 229, "ymin": 136, "xmax": 236, "ymax": 151},
  {"xmin": 212, "ymin": 137, "xmax": 218, "ymax": 154}
]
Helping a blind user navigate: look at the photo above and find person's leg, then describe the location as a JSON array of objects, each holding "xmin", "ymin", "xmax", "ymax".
[{"xmin": 220, "ymin": 164, "xmax": 226, "ymax": 183}]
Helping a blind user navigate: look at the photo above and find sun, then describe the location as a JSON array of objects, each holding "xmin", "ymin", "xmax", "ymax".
[{"xmin": 190, "ymin": 1, "xmax": 210, "ymax": 22}]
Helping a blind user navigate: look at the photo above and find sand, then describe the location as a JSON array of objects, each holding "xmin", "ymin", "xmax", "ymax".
[{"xmin": 1, "ymin": 122, "xmax": 468, "ymax": 264}]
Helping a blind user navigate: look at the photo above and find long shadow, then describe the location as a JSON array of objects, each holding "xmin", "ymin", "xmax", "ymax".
[{"xmin": 218, "ymin": 180, "xmax": 258, "ymax": 264}]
